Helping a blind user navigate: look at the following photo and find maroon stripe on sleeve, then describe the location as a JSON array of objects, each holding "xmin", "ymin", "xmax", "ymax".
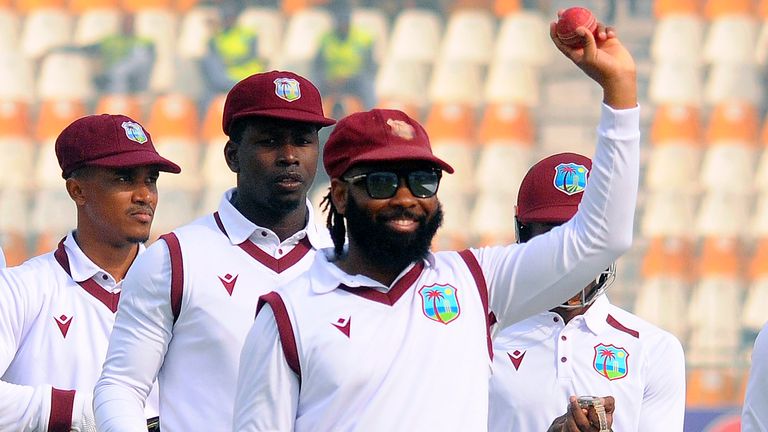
[
  {"xmin": 160, "ymin": 233, "xmax": 184, "ymax": 324},
  {"xmin": 48, "ymin": 388, "xmax": 76, "ymax": 432},
  {"xmin": 258, "ymin": 292, "xmax": 301, "ymax": 382},
  {"xmin": 458, "ymin": 249, "xmax": 493, "ymax": 360},
  {"xmin": 607, "ymin": 314, "xmax": 640, "ymax": 338}
]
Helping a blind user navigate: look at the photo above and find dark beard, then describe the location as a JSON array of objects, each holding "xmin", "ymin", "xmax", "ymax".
[{"xmin": 344, "ymin": 194, "xmax": 443, "ymax": 271}]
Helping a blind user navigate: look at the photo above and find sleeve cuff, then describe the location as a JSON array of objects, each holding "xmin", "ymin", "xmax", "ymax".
[{"xmin": 598, "ymin": 103, "xmax": 641, "ymax": 140}]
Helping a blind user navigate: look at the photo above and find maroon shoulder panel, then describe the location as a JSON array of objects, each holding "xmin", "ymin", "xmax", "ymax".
[
  {"xmin": 258, "ymin": 292, "xmax": 302, "ymax": 382},
  {"xmin": 458, "ymin": 249, "xmax": 493, "ymax": 360},
  {"xmin": 160, "ymin": 233, "xmax": 184, "ymax": 324}
]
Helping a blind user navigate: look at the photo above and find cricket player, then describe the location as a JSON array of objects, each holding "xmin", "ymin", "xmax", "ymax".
[
  {"xmin": 93, "ymin": 71, "xmax": 335, "ymax": 431},
  {"xmin": 743, "ymin": 322, "xmax": 768, "ymax": 431},
  {"xmin": 0, "ymin": 114, "xmax": 179, "ymax": 431},
  {"xmin": 232, "ymin": 19, "xmax": 639, "ymax": 431},
  {"xmin": 488, "ymin": 152, "xmax": 686, "ymax": 432}
]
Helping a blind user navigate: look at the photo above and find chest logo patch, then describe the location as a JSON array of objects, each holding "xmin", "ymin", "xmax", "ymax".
[
  {"xmin": 593, "ymin": 343, "xmax": 629, "ymax": 381},
  {"xmin": 218, "ymin": 273, "xmax": 238, "ymax": 296},
  {"xmin": 508, "ymin": 350, "xmax": 526, "ymax": 370},
  {"xmin": 419, "ymin": 284, "xmax": 460, "ymax": 324},
  {"xmin": 54, "ymin": 314, "xmax": 73, "ymax": 338}
]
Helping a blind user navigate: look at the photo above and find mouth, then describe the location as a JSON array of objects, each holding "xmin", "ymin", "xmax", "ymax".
[
  {"xmin": 274, "ymin": 173, "xmax": 304, "ymax": 191},
  {"xmin": 129, "ymin": 208, "xmax": 154, "ymax": 224},
  {"xmin": 381, "ymin": 213, "xmax": 422, "ymax": 233}
]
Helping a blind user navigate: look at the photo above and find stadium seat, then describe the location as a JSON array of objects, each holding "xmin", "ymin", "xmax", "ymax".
[
  {"xmin": 470, "ymin": 192, "xmax": 517, "ymax": 246},
  {"xmin": 695, "ymin": 191, "xmax": 752, "ymax": 238},
  {"xmin": 755, "ymin": 20, "xmax": 768, "ymax": 65},
  {"xmin": 634, "ymin": 237, "xmax": 692, "ymax": 339},
  {"xmin": 352, "ymin": 7, "xmax": 389, "ymax": 64},
  {"xmin": 650, "ymin": 104, "xmax": 702, "ymax": 143},
  {"xmin": 483, "ymin": 62, "xmax": 539, "ymax": 106},
  {"xmin": 0, "ymin": 52, "xmax": 35, "ymax": 103},
  {"xmin": 494, "ymin": 10, "xmax": 552, "ymax": 66},
  {"xmin": 640, "ymin": 191, "xmax": 697, "ymax": 239},
  {"xmin": 703, "ymin": 14, "xmax": 758, "ymax": 65},
  {"xmin": 477, "ymin": 103, "xmax": 534, "ymax": 145},
  {"xmin": 428, "ymin": 61, "xmax": 483, "ymax": 106},
  {"xmin": 69, "ymin": 0, "xmax": 118, "ymax": 12},
  {"xmin": 201, "ymin": 93, "xmax": 227, "ymax": 144},
  {"xmin": 151, "ymin": 189, "xmax": 199, "ymax": 236},
  {"xmin": 431, "ymin": 191, "xmax": 471, "ymax": 251},
  {"xmin": 475, "ymin": 105, "xmax": 532, "ymax": 195},
  {"xmin": 19, "ymin": 7, "xmax": 73, "ymax": 59},
  {"xmin": 493, "ymin": 0, "xmax": 521, "ymax": 17},
  {"xmin": 146, "ymin": 94, "xmax": 201, "ymax": 190},
  {"xmin": 73, "ymin": 7, "xmax": 121, "ymax": 46},
  {"xmin": 425, "ymin": 102, "xmax": 475, "ymax": 143},
  {"xmin": 134, "ymin": 8, "xmax": 179, "ymax": 93},
  {"xmin": 387, "ymin": 8, "xmax": 442, "ymax": 64},
  {"xmin": 699, "ymin": 102, "xmax": 758, "ymax": 193},
  {"xmin": 374, "ymin": 60, "xmax": 431, "ymax": 110},
  {"xmin": 176, "ymin": 5, "xmax": 218, "ymax": 59},
  {"xmin": 438, "ymin": 8, "xmax": 495, "ymax": 65},
  {"xmin": 0, "ymin": 137, "xmax": 35, "ymax": 190},
  {"xmin": 704, "ymin": 63, "xmax": 762, "ymax": 106},
  {"xmin": 649, "ymin": 62, "xmax": 703, "ymax": 105},
  {"xmin": 34, "ymin": 99, "xmax": 86, "ymax": 142},
  {"xmin": 271, "ymin": 7, "xmax": 332, "ymax": 76},
  {"xmin": 645, "ymin": 141, "xmax": 702, "ymax": 193},
  {"xmin": 0, "ymin": 100, "xmax": 31, "ymax": 139},
  {"xmin": 650, "ymin": 14, "xmax": 704, "ymax": 63},
  {"xmin": 0, "ymin": 188, "xmax": 31, "ymax": 266},
  {"xmin": 654, "ymin": 0, "xmax": 700, "ymax": 17},
  {"xmin": 704, "ymin": 0, "xmax": 753, "ymax": 18},
  {"xmin": 538, "ymin": 122, "xmax": 596, "ymax": 158},
  {"xmin": 687, "ymin": 237, "xmax": 745, "ymax": 366},
  {"xmin": 0, "ymin": 8, "xmax": 20, "ymax": 52},
  {"xmin": 37, "ymin": 51, "xmax": 96, "ymax": 102},
  {"xmin": 122, "ymin": 0, "xmax": 171, "ymax": 13},
  {"xmin": 94, "ymin": 94, "xmax": 144, "ymax": 122},
  {"xmin": 237, "ymin": 6, "xmax": 285, "ymax": 65},
  {"xmin": 30, "ymin": 188, "xmax": 76, "ymax": 248},
  {"xmin": 15, "ymin": 0, "xmax": 65, "ymax": 13},
  {"xmin": 686, "ymin": 368, "xmax": 744, "ymax": 406},
  {"xmin": 749, "ymin": 192, "xmax": 768, "ymax": 238}
]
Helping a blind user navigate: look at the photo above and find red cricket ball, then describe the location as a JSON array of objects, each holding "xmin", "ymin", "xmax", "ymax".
[{"xmin": 556, "ymin": 7, "xmax": 598, "ymax": 48}]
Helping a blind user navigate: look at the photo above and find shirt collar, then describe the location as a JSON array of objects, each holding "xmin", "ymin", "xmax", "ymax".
[
  {"xmin": 217, "ymin": 188, "xmax": 333, "ymax": 249},
  {"xmin": 310, "ymin": 248, "xmax": 435, "ymax": 295},
  {"xmin": 580, "ymin": 294, "xmax": 611, "ymax": 335},
  {"xmin": 62, "ymin": 231, "xmax": 146, "ymax": 284}
]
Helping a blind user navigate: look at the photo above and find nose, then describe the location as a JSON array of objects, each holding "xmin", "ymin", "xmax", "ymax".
[
  {"xmin": 133, "ymin": 180, "xmax": 157, "ymax": 205},
  {"xmin": 277, "ymin": 142, "xmax": 300, "ymax": 166},
  {"xmin": 388, "ymin": 177, "xmax": 417, "ymax": 206}
]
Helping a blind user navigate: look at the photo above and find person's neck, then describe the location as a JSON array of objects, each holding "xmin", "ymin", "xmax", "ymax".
[
  {"xmin": 334, "ymin": 245, "xmax": 410, "ymax": 287},
  {"xmin": 72, "ymin": 230, "xmax": 139, "ymax": 283},
  {"xmin": 232, "ymin": 196, "xmax": 308, "ymax": 242},
  {"xmin": 552, "ymin": 304, "xmax": 591, "ymax": 324}
]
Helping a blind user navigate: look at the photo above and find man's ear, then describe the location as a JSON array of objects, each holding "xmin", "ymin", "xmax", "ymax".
[
  {"xmin": 65, "ymin": 177, "xmax": 86, "ymax": 206},
  {"xmin": 330, "ymin": 178, "xmax": 348, "ymax": 215},
  {"xmin": 224, "ymin": 139, "xmax": 239, "ymax": 173}
]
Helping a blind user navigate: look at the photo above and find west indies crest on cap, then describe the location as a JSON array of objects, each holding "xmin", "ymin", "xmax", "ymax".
[
  {"xmin": 222, "ymin": 71, "xmax": 335, "ymax": 135},
  {"xmin": 516, "ymin": 152, "xmax": 592, "ymax": 224},
  {"xmin": 55, "ymin": 114, "xmax": 181, "ymax": 179},
  {"xmin": 323, "ymin": 109, "xmax": 454, "ymax": 178}
]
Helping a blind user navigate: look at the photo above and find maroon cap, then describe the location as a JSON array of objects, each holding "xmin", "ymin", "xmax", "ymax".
[
  {"xmin": 222, "ymin": 70, "xmax": 336, "ymax": 135},
  {"xmin": 55, "ymin": 114, "xmax": 181, "ymax": 179},
  {"xmin": 516, "ymin": 152, "xmax": 592, "ymax": 223},
  {"xmin": 323, "ymin": 109, "xmax": 454, "ymax": 178}
]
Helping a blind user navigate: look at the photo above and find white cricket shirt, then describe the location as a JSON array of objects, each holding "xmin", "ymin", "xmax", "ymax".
[
  {"xmin": 743, "ymin": 322, "xmax": 768, "ymax": 432},
  {"xmin": 0, "ymin": 233, "xmax": 157, "ymax": 431},
  {"xmin": 94, "ymin": 190, "xmax": 332, "ymax": 432},
  {"xmin": 0, "ymin": 246, "xmax": 5, "ymax": 268},
  {"xmin": 232, "ymin": 104, "xmax": 641, "ymax": 431},
  {"xmin": 489, "ymin": 295, "xmax": 686, "ymax": 432}
]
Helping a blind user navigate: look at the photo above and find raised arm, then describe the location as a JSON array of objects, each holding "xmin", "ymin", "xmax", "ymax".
[{"xmin": 94, "ymin": 243, "xmax": 173, "ymax": 431}]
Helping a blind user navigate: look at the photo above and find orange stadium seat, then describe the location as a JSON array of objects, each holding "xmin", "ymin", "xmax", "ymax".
[
  {"xmin": 201, "ymin": 93, "xmax": 227, "ymax": 144},
  {"xmin": 686, "ymin": 368, "xmax": 744, "ymax": 406},
  {"xmin": 634, "ymin": 237, "xmax": 692, "ymax": 339},
  {"xmin": 651, "ymin": 104, "xmax": 701, "ymax": 143},
  {"xmin": 146, "ymin": 94, "xmax": 198, "ymax": 139},
  {"xmin": 425, "ymin": 102, "xmax": 476, "ymax": 143},
  {"xmin": 94, "ymin": 94, "xmax": 144, "ymax": 122},
  {"xmin": 706, "ymin": 101, "xmax": 758, "ymax": 143},
  {"xmin": 121, "ymin": 0, "xmax": 171, "ymax": 12},
  {"xmin": 174, "ymin": 0, "xmax": 198, "ymax": 12},
  {"xmin": 478, "ymin": 103, "xmax": 533, "ymax": 144},
  {"xmin": 34, "ymin": 99, "xmax": 86, "ymax": 142},
  {"xmin": 704, "ymin": 0, "xmax": 753, "ymax": 18},
  {"xmin": 69, "ymin": 0, "xmax": 118, "ymax": 12},
  {"xmin": 15, "ymin": 0, "xmax": 65, "ymax": 12},
  {"xmin": 0, "ymin": 100, "xmax": 30, "ymax": 138},
  {"xmin": 647, "ymin": 105, "xmax": 702, "ymax": 192},
  {"xmin": 493, "ymin": 0, "xmax": 520, "ymax": 17},
  {"xmin": 281, "ymin": 0, "xmax": 321, "ymax": 15},
  {"xmin": 700, "ymin": 102, "xmax": 758, "ymax": 194},
  {"xmin": 200, "ymin": 93, "xmax": 234, "ymax": 213},
  {"xmin": 654, "ymin": 0, "xmax": 700, "ymax": 18}
]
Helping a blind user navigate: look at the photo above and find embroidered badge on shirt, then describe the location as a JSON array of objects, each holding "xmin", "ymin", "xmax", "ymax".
[
  {"xmin": 593, "ymin": 343, "xmax": 629, "ymax": 380},
  {"xmin": 54, "ymin": 314, "xmax": 73, "ymax": 338},
  {"xmin": 419, "ymin": 284, "xmax": 460, "ymax": 324},
  {"xmin": 508, "ymin": 350, "xmax": 526, "ymax": 371},
  {"xmin": 332, "ymin": 316, "xmax": 351, "ymax": 338},
  {"xmin": 121, "ymin": 121, "xmax": 148, "ymax": 144},
  {"xmin": 274, "ymin": 78, "xmax": 301, "ymax": 102},
  {"xmin": 553, "ymin": 162, "xmax": 588, "ymax": 195},
  {"xmin": 218, "ymin": 273, "xmax": 239, "ymax": 296}
]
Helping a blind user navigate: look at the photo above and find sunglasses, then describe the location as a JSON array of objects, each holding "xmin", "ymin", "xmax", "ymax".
[{"xmin": 343, "ymin": 169, "xmax": 442, "ymax": 199}]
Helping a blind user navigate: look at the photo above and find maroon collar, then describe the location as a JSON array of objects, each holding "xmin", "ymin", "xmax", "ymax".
[
  {"xmin": 213, "ymin": 212, "xmax": 312, "ymax": 274},
  {"xmin": 53, "ymin": 239, "xmax": 120, "ymax": 313},
  {"xmin": 338, "ymin": 261, "xmax": 425, "ymax": 306}
]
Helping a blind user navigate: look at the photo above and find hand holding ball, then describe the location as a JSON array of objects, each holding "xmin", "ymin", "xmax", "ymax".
[{"xmin": 555, "ymin": 7, "xmax": 598, "ymax": 48}]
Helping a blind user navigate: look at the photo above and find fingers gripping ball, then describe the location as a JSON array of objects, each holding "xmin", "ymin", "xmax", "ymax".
[{"xmin": 556, "ymin": 7, "xmax": 598, "ymax": 48}]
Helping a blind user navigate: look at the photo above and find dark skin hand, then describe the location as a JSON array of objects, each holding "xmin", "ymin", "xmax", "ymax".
[{"xmin": 547, "ymin": 396, "xmax": 615, "ymax": 432}]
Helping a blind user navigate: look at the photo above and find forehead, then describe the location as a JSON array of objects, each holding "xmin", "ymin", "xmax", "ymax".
[
  {"xmin": 241, "ymin": 117, "xmax": 319, "ymax": 135},
  {"xmin": 79, "ymin": 165, "xmax": 159, "ymax": 177},
  {"xmin": 344, "ymin": 161, "xmax": 440, "ymax": 176}
]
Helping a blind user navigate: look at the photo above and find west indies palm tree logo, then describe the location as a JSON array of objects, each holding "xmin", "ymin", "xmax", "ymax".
[
  {"xmin": 121, "ymin": 121, "xmax": 148, "ymax": 144},
  {"xmin": 593, "ymin": 343, "xmax": 629, "ymax": 380},
  {"xmin": 419, "ymin": 284, "xmax": 460, "ymax": 324},
  {"xmin": 553, "ymin": 163, "xmax": 589, "ymax": 195},
  {"xmin": 273, "ymin": 78, "xmax": 302, "ymax": 102}
]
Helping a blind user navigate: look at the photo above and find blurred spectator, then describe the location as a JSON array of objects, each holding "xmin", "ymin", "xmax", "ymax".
[
  {"xmin": 314, "ymin": 0, "xmax": 376, "ymax": 116},
  {"xmin": 202, "ymin": 2, "xmax": 264, "ymax": 93},
  {"xmin": 82, "ymin": 14, "xmax": 155, "ymax": 94}
]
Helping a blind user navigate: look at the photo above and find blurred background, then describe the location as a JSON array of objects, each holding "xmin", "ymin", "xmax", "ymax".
[{"xmin": 0, "ymin": 0, "xmax": 763, "ymax": 429}]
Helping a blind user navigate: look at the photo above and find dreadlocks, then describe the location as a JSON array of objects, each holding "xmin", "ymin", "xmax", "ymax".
[{"xmin": 321, "ymin": 189, "xmax": 346, "ymax": 257}]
